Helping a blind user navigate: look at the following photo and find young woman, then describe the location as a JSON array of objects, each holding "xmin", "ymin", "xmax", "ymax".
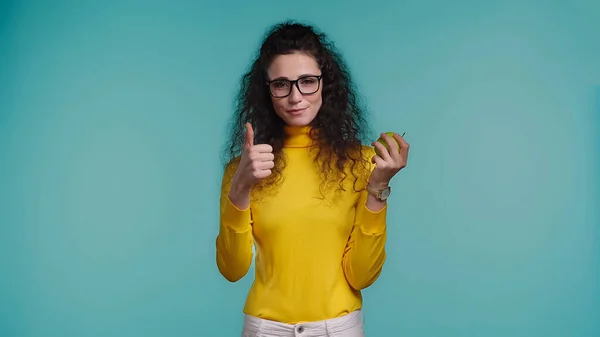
[{"xmin": 216, "ymin": 21, "xmax": 409, "ymax": 337}]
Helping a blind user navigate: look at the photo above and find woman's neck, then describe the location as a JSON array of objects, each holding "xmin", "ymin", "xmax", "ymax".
[{"xmin": 283, "ymin": 125, "xmax": 315, "ymax": 148}]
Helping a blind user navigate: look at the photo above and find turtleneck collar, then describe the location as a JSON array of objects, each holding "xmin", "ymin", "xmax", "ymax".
[{"xmin": 283, "ymin": 125, "xmax": 315, "ymax": 148}]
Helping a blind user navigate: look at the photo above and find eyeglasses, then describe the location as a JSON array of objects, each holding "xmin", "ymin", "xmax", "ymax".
[{"xmin": 266, "ymin": 75, "xmax": 322, "ymax": 98}]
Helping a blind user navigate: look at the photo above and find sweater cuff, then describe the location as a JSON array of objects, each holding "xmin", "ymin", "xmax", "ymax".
[
  {"xmin": 221, "ymin": 196, "xmax": 252, "ymax": 233},
  {"xmin": 357, "ymin": 203, "xmax": 387, "ymax": 234}
]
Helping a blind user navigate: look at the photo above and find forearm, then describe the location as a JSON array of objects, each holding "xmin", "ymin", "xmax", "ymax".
[
  {"xmin": 343, "ymin": 192, "xmax": 388, "ymax": 290},
  {"xmin": 228, "ymin": 177, "xmax": 252, "ymax": 210},
  {"xmin": 366, "ymin": 194, "xmax": 387, "ymax": 213},
  {"xmin": 216, "ymin": 171, "xmax": 254, "ymax": 282},
  {"xmin": 216, "ymin": 217, "xmax": 253, "ymax": 282},
  {"xmin": 343, "ymin": 228, "xmax": 387, "ymax": 290}
]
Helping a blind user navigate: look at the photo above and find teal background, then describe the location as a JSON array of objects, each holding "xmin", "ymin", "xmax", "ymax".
[{"xmin": 1, "ymin": 1, "xmax": 598, "ymax": 336}]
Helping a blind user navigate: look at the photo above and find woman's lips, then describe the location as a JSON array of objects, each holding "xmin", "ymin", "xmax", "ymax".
[{"xmin": 287, "ymin": 108, "xmax": 307, "ymax": 116}]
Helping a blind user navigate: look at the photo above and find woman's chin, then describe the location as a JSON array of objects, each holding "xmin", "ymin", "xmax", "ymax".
[{"xmin": 282, "ymin": 114, "xmax": 316, "ymax": 127}]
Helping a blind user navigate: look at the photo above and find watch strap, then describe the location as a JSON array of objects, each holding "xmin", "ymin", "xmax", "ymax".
[{"xmin": 366, "ymin": 184, "xmax": 391, "ymax": 201}]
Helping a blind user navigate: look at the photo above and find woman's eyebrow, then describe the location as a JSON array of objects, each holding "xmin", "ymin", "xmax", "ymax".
[{"xmin": 270, "ymin": 73, "xmax": 321, "ymax": 80}]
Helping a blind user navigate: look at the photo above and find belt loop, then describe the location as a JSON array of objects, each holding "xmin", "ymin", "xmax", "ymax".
[
  {"xmin": 256, "ymin": 317, "xmax": 263, "ymax": 337},
  {"xmin": 325, "ymin": 319, "xmax": 333, "ymax": 336}
]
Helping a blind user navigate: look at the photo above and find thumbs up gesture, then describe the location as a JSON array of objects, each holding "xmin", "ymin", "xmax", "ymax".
[
  {"xmin": 229, "ymin": 123, "xmax": 275, "ymax": 208},
  {"xmin": 239, "ymin": 122, "xmax": 275, "ymax": 184}
]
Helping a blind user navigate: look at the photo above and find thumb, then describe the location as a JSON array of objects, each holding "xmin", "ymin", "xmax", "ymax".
[{"xmin": 244, "ymin": 122, "xmax": 254, "ymax": 148}]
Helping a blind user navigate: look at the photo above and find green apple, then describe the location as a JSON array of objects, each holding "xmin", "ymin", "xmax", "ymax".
[{"xmin": 375, "ymin": 132, "xmax": 402, "ymax": 156}]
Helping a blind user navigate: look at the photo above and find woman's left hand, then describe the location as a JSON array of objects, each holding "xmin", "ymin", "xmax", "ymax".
[{"xmin": 369, "ymin": 132, "xmax": 410, "ymax": 187}]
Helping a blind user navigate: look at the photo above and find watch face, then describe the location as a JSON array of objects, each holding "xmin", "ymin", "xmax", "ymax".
[{"xmin": 380, "ymin": 187, "xmax": 391, "ymax": 200}]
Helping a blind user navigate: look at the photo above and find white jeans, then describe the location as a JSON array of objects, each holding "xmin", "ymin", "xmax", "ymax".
[{"xmin": 241, "ymin": 310, "xmax": 365, "ymax": 337}]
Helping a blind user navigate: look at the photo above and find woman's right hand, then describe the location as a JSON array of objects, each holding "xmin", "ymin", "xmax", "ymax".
[{"xmin": 228, "ymin": 123, "xmax": 274, "ymax": 208}]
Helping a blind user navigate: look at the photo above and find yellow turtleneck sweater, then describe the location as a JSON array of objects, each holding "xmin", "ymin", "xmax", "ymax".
[{"xmin": 215, "ymin": 125, "xmax": 388, "ymax": 324}]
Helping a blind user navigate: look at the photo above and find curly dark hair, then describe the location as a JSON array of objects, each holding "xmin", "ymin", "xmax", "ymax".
[{"xmin": 224, "ymin": 20, "xmax": 372, "ymax": 194}]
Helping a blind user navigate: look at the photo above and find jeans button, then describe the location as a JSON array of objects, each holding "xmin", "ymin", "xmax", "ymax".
[{"xmin": 297, "ymin": 326, "xmax": 304, "ymax": 333}]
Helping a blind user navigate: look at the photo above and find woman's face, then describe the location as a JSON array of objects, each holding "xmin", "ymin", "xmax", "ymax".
[{"xmin": 266, "ymin": 52, "xmax": 323, "ymax": 127}]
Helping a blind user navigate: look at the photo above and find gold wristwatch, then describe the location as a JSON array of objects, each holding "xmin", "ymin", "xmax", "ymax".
[{"xmin": 366, "ymin": 184, "xmax": 391, "ymax": 201}]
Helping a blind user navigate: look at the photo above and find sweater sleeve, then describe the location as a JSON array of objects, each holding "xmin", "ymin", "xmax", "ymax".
[
  {"xmin": 342, "ymin": 147, "xmax": 388, "ymax": 290},
  {"xmin": 215, "ymin": 160, "xmax": 254, "ymax": 282}
]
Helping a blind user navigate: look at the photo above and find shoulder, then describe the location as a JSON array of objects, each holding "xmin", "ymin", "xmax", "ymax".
[
  {"xmin": 342, "ymin": 144, "xmax": 375, "ymax": 187},
  {"xmin": 359, "ymin": 144, "xmax": 376, "ymax": 157},
  {"xmin": 358, "ymin": 144, "xmax": 376, "ymax": 172},
  {"xmin": 225, "ymin": 156, "xmax": 241, "ymax": 172},
  {"xmin": 221, "ymin": 156, "xmax": 241, "ymax": 183}
]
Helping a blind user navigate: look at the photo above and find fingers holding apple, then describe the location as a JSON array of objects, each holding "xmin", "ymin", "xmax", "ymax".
[{"xmin": 370, "ymin": 131, "xmax": 409, "ymax": 184}]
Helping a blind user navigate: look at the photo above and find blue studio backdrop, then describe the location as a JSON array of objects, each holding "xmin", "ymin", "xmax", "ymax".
[{"xmin": 1, "ymin": 1, "xmax": 599, "ymax": 336}]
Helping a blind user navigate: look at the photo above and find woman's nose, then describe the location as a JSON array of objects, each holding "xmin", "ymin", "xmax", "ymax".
[{"xmin": 288, "ymin": 85, "xmax": 303, "ymax": 103}]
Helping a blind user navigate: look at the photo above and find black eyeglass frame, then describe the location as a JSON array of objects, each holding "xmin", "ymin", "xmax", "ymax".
[{"xmin": 266, "ymin": 75, "xmax": 323, "ymax": 98}]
